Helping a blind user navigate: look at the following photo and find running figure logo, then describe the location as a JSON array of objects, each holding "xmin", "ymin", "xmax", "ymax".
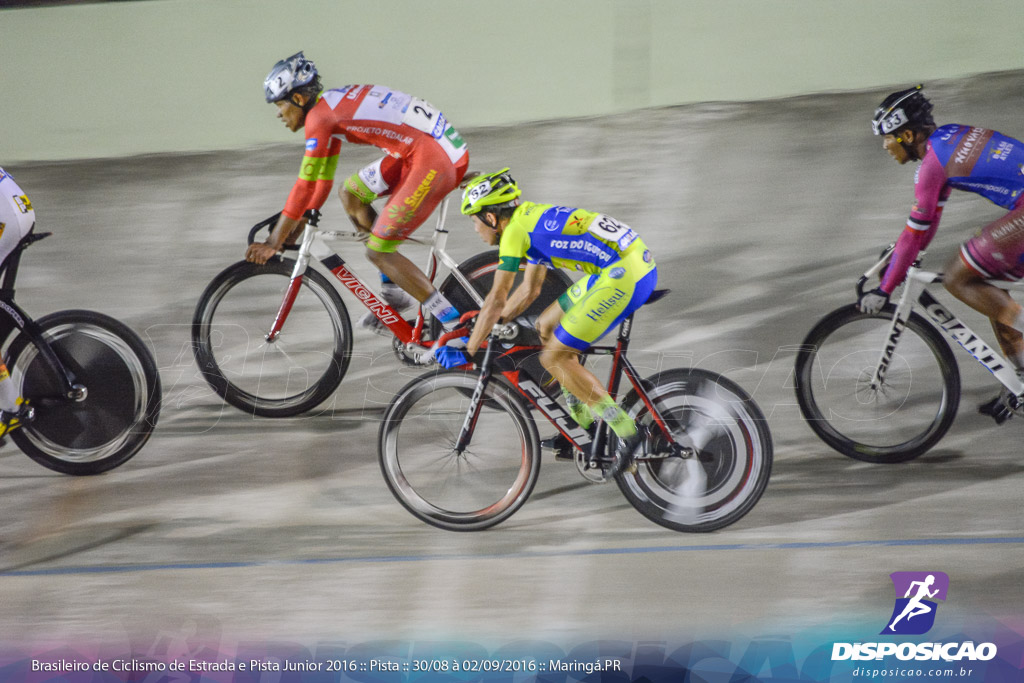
[{"xmin": 881, "ymin": 571, "xmax": 949, "ymax": 635}]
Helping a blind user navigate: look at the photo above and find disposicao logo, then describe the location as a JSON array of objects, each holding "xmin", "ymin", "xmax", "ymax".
[
  {"xmin": 882, "ymin": 571, "xmax": 948, "ymax": 635},
  {"xmin": 831, "ymin": 571, "xmax": 998, "ymax": 663}
]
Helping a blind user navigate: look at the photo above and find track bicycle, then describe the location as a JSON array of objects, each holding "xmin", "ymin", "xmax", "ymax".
[
  {"xmin": 192, "ymin": 200, "xmax": 572, "ymax": 417},
  {"xmin": 378, "ymin": 290, "xmax": 773, "ymax": 532},
  {"xmin": 0, "ymin": 229, "xmax": 161, "ymax": 474},
  {"xmin": 794, "ymin": 245, "xmax": 1022, "ymax": 463}
]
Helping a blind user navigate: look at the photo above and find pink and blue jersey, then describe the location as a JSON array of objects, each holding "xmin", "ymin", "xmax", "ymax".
[{"xmin": 881, "ymin": 125, "xmax": 1024, "ymax": 292}]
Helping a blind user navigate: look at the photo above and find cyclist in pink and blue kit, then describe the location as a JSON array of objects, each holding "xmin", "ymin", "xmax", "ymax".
[{"xmin": 862, "ymin": 85, "xmax": 1024, "ymax": 422}]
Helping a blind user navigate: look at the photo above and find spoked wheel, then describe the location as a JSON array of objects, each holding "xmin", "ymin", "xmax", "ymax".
[
  {"xmin": 794, "ymin": 304, "xmax": 959, "ymax": 463},
  {"xmin": 8, "ymin": 310, "xmax": 161, "ymax": 475},
  {"xmin": 378, "ymin": 370, "xmax": 540, "ymax": 531},
  {"xmin": 192, "ymin": 259, "xmax": 353, "ymax": 417},
  {"xmin": 615, "ymin": 368, "xmax": 772, "ymax": 532}
]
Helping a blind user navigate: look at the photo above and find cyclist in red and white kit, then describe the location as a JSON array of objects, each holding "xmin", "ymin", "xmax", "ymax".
[
  {"xmin": 862, "ymin": 85, "xmax": 1024, "ymax": 422},
  {"xmin": 246, "ymin": 52, "xmax": 469, "ymax": 334}
]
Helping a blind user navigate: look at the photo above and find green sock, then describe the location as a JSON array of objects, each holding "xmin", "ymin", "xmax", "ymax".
[
  {"xmin": 562, "ymin": 388, "xmax": 594, "ymax": 428},
  {"xmin": 590, "ymin": 395, "xmax": 637, "ymax": 438}
]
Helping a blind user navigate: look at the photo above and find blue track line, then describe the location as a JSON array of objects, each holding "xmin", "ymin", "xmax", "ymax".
[{"xmin": 2, "ymin": 536, "xmax": 1023, "ymax": 578}]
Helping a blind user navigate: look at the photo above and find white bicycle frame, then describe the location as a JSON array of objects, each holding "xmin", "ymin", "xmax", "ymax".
[
  {"xmin": 862, "ymin": 247, "xmax": 1024, "ymax": 396},
  {"xmin": 296, "ymin": 198, "xmax": 483, "ymax": 308},
  {"xmin": 265, "ymin": 198, "xmax": 484, "ymax": 363}
]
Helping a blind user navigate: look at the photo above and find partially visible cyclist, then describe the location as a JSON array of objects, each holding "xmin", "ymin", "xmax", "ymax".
[
  {"xmin": 437, "ymin": 168, "xmax": 658, "ymax": 469},
  {"xmin": 861, "ymin": 84, "xmax": 1024, "ymax": 423},
  {"xmin": 864, "ymin": 87, "xmax": 1024, "ymax": 421},
  {"xmin": 0, "ymin": 167, "xmax": 36, "ymax": 435},
  {"xmin": 246, "ymin": 51, "xmax": 470, "ymax": 335}
]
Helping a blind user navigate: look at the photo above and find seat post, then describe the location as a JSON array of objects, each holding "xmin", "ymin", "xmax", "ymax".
[
  {"xmin": 0, "ymin": 240, "xmax": 26, "ymax": 298},
  {"xmin": 617, "ymin": 313, "xmax": 635, "ymax": 344}
]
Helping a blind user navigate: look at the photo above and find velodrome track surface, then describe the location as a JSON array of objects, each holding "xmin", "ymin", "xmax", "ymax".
[{"xmin": 1, "ymin": 73, "xmax": 1022, "ymax": 649}]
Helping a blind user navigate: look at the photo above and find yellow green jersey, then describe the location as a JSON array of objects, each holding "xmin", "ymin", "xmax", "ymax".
[{"xmin": 497, "ymin": 202, "xmax": 642, "ymax": 274}]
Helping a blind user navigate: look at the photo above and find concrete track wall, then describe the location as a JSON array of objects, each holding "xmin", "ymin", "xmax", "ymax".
[{"xmin": 3, "ymin": 0, "xmax": 1024, "ymax": 161}]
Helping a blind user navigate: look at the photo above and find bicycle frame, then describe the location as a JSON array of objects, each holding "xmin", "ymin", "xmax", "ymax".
[
  {"xmin": 860, "ymin": 249, "xmax": 1024, "ymax": 396},
  {"xmin": 258, "ymin": 199, "xmax": 483, "ymax": 360},
  {"xmin": 456, "ymin": 310, "xmax": 691, "ymax": 465},
  {"xmin": 0, "ymin": 231, "xmax": 83, "ymax": 399}
]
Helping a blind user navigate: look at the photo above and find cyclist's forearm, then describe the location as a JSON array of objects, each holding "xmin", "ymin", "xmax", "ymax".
[
  {"xmin": 268, "ymin": 214, "xmax": 302, "ymax": 249},
  {"xmin": 468, "ymin": 297, "xmax": 505, "ymax": 355},
  {"xmin": 501, "ymin": 282, "xmax": 539, "ymax": 321},
  {"xmin": 880, "ymin": 225, "xmax": 931, "ymax": 294}
]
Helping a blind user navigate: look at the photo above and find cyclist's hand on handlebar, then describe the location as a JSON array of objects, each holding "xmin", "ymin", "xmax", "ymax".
[
  {"xmin": 433, "ymin": 337, "xmax": 471, "ymax": 369},
  {"xmin": 858, "ymin": 287, "xmax": 889, "ymax": 315},
  {"xmin": 245, "ymin": 241, "xmax": 279, "ymax": 265}
]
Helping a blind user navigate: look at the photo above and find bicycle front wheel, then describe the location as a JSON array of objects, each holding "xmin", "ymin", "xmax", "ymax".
[
  {"xmin": 8, "ymin": 310, "xmax": 161, "ymax": 475},
  {"xmin": 378, "ymin": 370, "xmax": 540, "ymax": 531},
  {"xmin": 616, "ymin": 368, "xmax": 773, "ymax": 532},
  {"xmin": 794, "ymin": 304, "xmax": 960, "ymax": 463},
  {"xmin": 192, "ymin": 259, "xmax": 353, "ymax": 417}
]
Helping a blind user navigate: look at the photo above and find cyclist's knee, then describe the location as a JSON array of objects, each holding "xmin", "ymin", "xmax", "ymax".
[
  {"xmin": 537, "ymin": 315, "xmax": 557, "ymax": 344},
  {"xmin": 540, "ymin": 342, "xmax": 577, "ymax": 372},
  {"xmin": 365, "ymin": 237, "xmax": 401, "ymax": 263},
  {"xmin": 942, "ymin": 255, "xmax": 974, "ymax": 296},
  {"xmin": 340, "ymin": 185, "xmax": 361, "ymax": 210}
]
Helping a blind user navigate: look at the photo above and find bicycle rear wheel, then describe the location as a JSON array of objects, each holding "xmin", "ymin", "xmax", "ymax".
[
  {"xmin": 435, "ymin": 250, "xmax": 574, "ymax": 328},
  {"xmin": 435, "ymin": 249, "xmax": 574, "ymax": 387},
  {"xmin": 378, "ymin": 370, "xmax": 540, "ymax": 531},
  {"xmin": 8, "ymin": 310, "xmax": 161, "ymax": 475},
  {"xmin": 794, "ymin": 304, "xmax": 959, "ymax": 463},
  {"xmin": 192, "ymin": 259, "xmax": 352, "ymax": 417},
  {"xmin": 615, "ymin": 368, "xmax": 772, "ymax": 532}
]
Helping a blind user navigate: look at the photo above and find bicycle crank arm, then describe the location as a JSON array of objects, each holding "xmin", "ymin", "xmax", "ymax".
[{"xmin": 400, "ymin": 342, "xmax": 435, "ymax": 365}]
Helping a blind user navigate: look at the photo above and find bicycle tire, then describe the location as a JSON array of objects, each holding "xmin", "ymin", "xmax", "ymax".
[
  {"xmin": 435, "ymin": 249, "xmax": 574, "ymax": 324},
  {"xmin": 8, "ymin": 310, "xmax": 161, "ymax": 475},
  {"xmin": 615, "ymin": 368, "xmax": 773, "ymax": 532},
  {"xmin": 794, "ymin": 303, "xmax": 960, "ymax": 463},
  {"xmin": 434, "ymin": 249, "xmax": 574, "ymax": 386},
  {"xmin": 378, "ymin": 369, "xmax": 541, "ymax": 531},
  {"xmin": 192, "ymin": 258, "xmax": 353, "ymax": 417}
]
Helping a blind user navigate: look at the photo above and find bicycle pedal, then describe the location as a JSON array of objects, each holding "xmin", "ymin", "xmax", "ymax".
[{"xmin": 978, "ymin": 393, "xmax": 1019, "ymax": 425}]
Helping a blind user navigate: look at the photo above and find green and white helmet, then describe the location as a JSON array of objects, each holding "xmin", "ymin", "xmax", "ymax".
[{"xmin": 461, "ymin": 168, "xmax": 521, "ymax": 215}]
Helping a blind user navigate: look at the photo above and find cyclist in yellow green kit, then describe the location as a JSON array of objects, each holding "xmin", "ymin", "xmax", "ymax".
[{"xmin": 437, "ymin": 168, "xmax": 658, "ymax": 471}]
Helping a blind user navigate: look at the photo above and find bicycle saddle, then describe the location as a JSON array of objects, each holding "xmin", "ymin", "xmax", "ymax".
[{"xmin": 645, "ymin": 288, "xmax": 670, "ymax": 306}]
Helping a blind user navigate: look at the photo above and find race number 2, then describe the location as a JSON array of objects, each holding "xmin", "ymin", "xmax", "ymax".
[
  {"xmin": 402, "ymin": 97, "xmax": 467, "ymax": 162},
  {"xmin": 403, "ymin": 98, "xmax": 445, "ymax": 137}
]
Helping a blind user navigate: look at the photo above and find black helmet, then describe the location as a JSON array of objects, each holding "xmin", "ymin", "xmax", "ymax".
[
  {"xmin": 264, "ymin": 51, "xmax": 321, "ymax": 104},
  {"xmin": 872, "ymin": 85, "xmax": 934, "ymax": 135}
]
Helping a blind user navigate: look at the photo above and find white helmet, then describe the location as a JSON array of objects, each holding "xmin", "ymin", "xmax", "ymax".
[{"xmin": 263, "ymin": 51, "xmax": 320, "ymax": 103}]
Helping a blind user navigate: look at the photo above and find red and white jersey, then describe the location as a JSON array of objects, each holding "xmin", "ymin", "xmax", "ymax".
[
  {"xmin": 281, "ymin": 85, "xmax": 468, "ymax": 220},
  {"xmin": 308, "ymin": 85, "xmax": 467, "ymax": 163}
]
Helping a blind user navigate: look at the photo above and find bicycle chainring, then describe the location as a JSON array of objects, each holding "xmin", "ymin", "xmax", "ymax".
[{"xmin": 392, "ymin": 335, "xmax": 425, "ymax": 367}]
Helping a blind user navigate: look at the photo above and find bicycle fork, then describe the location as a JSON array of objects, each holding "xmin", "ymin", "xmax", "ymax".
[
  {"xmin": 869, "ymin": 272, "xmax": 924, "ymax": 389},
  {"xmin": 265, "ymin": 221, "xmax": 319, "ymax": 343},
  {"xmin": 455, "ymin": 343, "xmax": 497, "ymax": 454}
]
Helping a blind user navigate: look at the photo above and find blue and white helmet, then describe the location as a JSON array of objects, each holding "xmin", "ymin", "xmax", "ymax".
[{"xmin": 263, "ymin": 51, "xmax": 320, "ymax": 103}]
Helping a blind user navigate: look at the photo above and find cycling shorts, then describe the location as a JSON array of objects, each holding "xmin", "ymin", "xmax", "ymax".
[
  {"xmin": 344, "ymin": 147, "xmax": 469, "ymax": 253},
  {"xmin": 959, "ymin": 200, "xmax": 1024, "ymax": 281},
  {"xmin": 554, "ymin": 240, "xmax": 657, "ymax": 351},
  {"xmin": 0, "ymin": 169, "xmax": 35, "ymax": 267}
]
